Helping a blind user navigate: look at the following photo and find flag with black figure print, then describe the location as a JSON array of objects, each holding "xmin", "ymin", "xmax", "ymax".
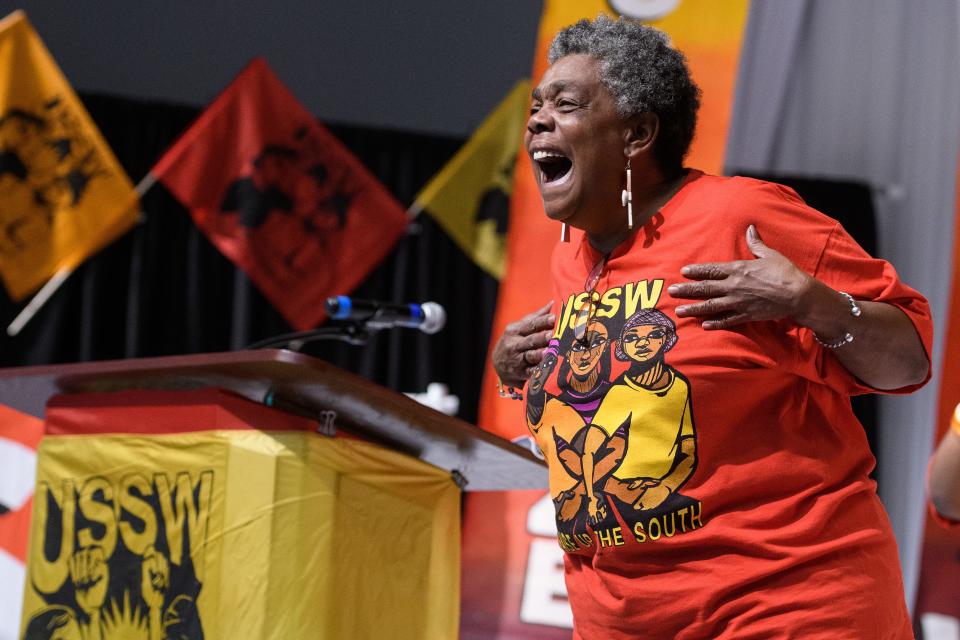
[
  {"xmin": 0, "ymin": 10, "xmax": 138, "ymax": 301},
  {"xmin": 150, "ymin": 58, "xmax": 409, "ymax": 330},
  {"xmin": 411, "ymin": 80, "xmax": 530, "ymax": 280}
]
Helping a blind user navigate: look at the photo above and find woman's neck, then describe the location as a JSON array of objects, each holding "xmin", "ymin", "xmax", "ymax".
[{"xmin": 586, "ymin": 169, "xmax": 687, "ymax": 254}]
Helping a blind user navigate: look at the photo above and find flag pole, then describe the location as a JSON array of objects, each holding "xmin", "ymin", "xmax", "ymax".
[
  {"xmin": 6, "ymin": 173, "xmax": 157, "ymax": 337},
  {"xmin": 406, "ymin": 203, "xmax": 424, "ymax": 219}
]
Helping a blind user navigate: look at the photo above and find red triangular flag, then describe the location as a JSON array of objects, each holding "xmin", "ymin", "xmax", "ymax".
[{"xmin": 151, "ymin": 58, "xmax": 408, "ymax": 330}]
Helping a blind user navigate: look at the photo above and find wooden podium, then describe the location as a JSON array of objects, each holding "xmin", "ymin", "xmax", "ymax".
[
  {"xmin": 2, "ymin": 350, "xmax": 545, "ymax": 639},
  {"xmin": 0, "ymin": 349, "xmax": 546, "ymax": 490}
]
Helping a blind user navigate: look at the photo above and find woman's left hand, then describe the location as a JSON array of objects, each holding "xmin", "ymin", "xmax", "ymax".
[{"xmin": 666, "ymin": 225, "xmax": 812, "ymax": 330}]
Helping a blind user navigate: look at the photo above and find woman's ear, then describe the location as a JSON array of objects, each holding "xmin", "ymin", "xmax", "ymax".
[{"xmin": 624, "ymin": 113, "xmax": 659, "ymax": 159}]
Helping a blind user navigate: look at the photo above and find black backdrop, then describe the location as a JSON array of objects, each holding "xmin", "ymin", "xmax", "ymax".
[{"xmin": 0, "ymin": 93, "xmax": 499, "ymax": 424}]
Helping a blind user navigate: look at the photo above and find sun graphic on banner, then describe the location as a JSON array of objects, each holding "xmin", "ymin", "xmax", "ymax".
[{"xmin": 101, "ymin": 592, "xmax": 150, "ymax": 640}]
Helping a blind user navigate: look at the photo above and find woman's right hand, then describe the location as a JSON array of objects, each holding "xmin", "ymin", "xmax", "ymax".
[{"xmin": 492, "ymin": 301, "xmax": 556, "ymax": 388}]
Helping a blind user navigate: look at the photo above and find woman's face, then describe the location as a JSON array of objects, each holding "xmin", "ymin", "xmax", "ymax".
[
  {"xmin": 567, "ymin": 322, "xmax": 609, "ymax": 378},
  {"xmin": 525, "ymin": 54, "xmax": 628, "ymax": 233},
  {"xmin": 622, "ymin": 323, "xmax": 667, "ymax": 363}
]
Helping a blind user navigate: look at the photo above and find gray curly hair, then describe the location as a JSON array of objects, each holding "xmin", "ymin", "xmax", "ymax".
[{"xmin": 548, "ymin": 15, "xmax": 701, "ymax": 175}]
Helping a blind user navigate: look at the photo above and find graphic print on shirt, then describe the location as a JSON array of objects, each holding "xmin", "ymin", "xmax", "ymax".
[{"xmin": 526, "ymin": 280, "xmax": 704, "ymax": 553}]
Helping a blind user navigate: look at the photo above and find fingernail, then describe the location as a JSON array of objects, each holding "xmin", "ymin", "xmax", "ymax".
[
  {"xmin": 667, "ymin": 284, "xmax": 679, "ymax": 294},
  {"xmin": 680, "ymin": 266, "xmax": 691, "ymax": 276},
  {"xmin": 548, "ymin": 314, "xmax": 556, "ymax": 323},
  {"xmin": 675, "ymin": 306, "xmax": 687, "ymax": 315}
]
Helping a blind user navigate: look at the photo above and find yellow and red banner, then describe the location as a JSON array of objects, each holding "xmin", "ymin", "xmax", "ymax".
[
  {"xmin": 463, "ymin": 2, "xmax": 749, "ymax": 636},
  {"xmin": 0, "ymin": 10, "xmax": 138, "ymax": 300},
  {"xmin": 20, "ymin": 389, "xmax": 460, "ymax": 639}
]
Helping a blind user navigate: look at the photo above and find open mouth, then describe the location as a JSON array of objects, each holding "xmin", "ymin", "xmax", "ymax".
[{"xmin": 533, "ymin": 150, "xmax": 573, "ymax": 185}]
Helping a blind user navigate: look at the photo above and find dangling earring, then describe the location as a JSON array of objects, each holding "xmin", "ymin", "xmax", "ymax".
[
  {"xmin": 560, "ymin": 223, "xmax": 570, "ymax": 242},
  {"xmin": 621, "ymin": 157, "xmax": 633, "ymax": 230}
]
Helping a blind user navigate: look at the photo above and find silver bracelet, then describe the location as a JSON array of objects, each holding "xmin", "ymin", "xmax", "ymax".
[{"xmin": 812, "ymin": 291, "xmax": 861, "ymax": 349}]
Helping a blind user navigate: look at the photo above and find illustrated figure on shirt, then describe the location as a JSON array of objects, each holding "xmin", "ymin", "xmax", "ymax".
[
  {"xmin": 528, "ymin": 316, "xmax": 626, "ymax": 533},
  {"xmin": 527, "ymin": 345, "xmax": 588, "ymax": 531},
  {"xmin": 556, "ymin": 318, "xmax": 613, "ymax": 421},
  {"xmin": 582, "ymin": 308, "xmax": 697, "ymax": 529},
  {"xmin": 526, "ymin": 342, "xmax": 559, "ymax": 427},
  {"xmin": 526, "ymin": 316, "xmax": 612, "ymax": 424}
]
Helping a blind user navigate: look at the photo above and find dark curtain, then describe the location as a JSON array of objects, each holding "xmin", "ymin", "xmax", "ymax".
[{"xmin": 0, "ymin": 93, "xmax": 499, "ymax": 424}]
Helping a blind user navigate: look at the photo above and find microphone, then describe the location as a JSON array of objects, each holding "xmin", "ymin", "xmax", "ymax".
[{"xmin": 325, "ymin": 296, "xmax": 446, "ymax": 334}]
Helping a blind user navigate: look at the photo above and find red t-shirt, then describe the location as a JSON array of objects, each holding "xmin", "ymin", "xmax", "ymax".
[{"xmin": 526, "ymin": 171, "xmax": 932, "ymax": 640}]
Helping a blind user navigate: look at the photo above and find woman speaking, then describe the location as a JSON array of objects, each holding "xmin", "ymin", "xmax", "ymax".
[{"xmin": 493, "ymin": 15, "xmax": 931, "ymax": 640}]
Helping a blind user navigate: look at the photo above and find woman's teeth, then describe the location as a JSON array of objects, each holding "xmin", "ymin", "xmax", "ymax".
[{"xmin": 533, "ymin": 150, "xmax": 565, "ymax": 161}]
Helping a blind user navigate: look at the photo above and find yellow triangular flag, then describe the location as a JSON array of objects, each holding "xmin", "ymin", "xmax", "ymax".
[
  {"xmin": 0, "ymin": 10, "xmax": 138, "ymax": 300},
  {"xmin": 411, "ymin": 80, "xmax": 530, "ymax": 280}
]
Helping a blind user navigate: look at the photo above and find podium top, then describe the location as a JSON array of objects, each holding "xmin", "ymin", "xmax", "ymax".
[{"xmin": 0, "ymin": 349, "xmax": 547, "ymax": 491}]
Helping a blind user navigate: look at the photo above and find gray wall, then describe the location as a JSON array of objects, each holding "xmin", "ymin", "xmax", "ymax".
[{"xmin": 10, "ymin": 0, "xmax": 542, "ymax": 137}]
